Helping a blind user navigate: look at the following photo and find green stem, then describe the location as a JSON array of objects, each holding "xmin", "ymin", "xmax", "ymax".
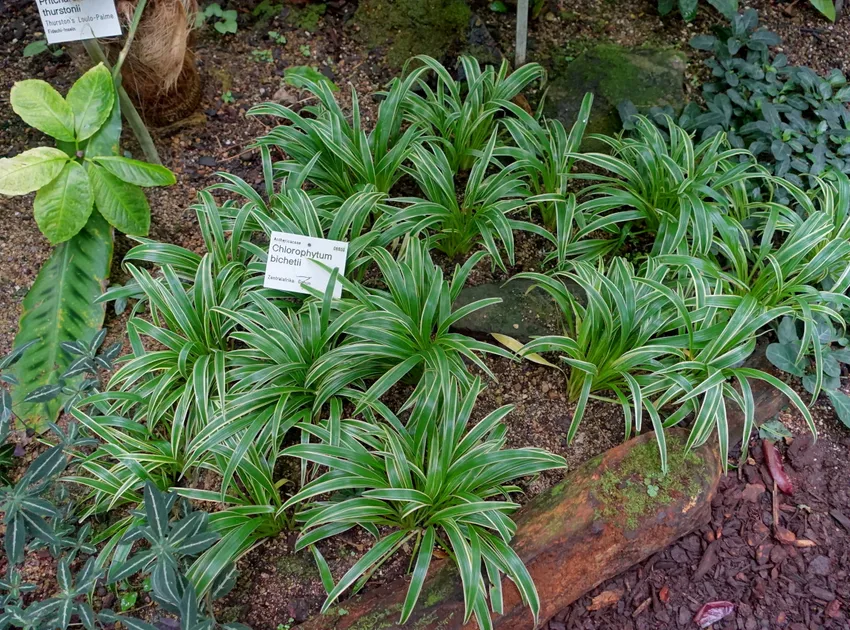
[
  {"xmin": 81, "ymin": 39, "xmax": 162, "ymax": 166},
  {"xmin": 112, "ymin": 0, "xmax": 148, "ymax": 79}
]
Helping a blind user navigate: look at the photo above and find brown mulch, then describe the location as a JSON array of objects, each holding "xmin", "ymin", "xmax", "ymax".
[{"xmin": 546, "ymin": 424, "xmax": 850, "ymax": 630}]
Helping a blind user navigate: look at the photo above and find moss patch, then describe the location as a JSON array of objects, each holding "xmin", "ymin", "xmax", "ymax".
[
  {"xmin": 354, "ymin": 0, "xmax": 471, "ymax": 70},
  {"xmin": 593, "ymin": 435, "xmax": 704, "ymax": 530},
  {"xmin": 288, "ymin": 3, "xmax": 326, "ymax": 32},
  {"xmin": 275, "ymin": 549, "xmax": 320, "ymax": 581}
]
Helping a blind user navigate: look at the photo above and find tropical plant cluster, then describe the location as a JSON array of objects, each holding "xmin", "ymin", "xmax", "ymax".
[
  {"xmin": 2, "ymin": 49, "xmax": 849, "ymax": 630},
  {"xmin": 0, "ymin": 430, "xmax": 245, "ymax": 629},
  {"xmin": 0, "ymin": 62, "xmax": 176, "ymax": 435}
]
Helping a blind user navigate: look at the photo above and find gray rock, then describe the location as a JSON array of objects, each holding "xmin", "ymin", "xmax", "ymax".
[
  {"xmin": 463, "ymin": 14, "xmax": 504, "ymax": 68},
  {"xmin": 450, "ymin": 278, "xmax": 564, "ymax": 341},
  {"xmin": 808, "ymin": 555, "xmax": 831, "ymax": 576},
  {"xmin": 544, "ymin": 44, "xmax": 687, "ymax": 149}
]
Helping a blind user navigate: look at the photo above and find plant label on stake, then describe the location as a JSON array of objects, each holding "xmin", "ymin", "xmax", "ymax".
[
  {"xmin": 34, "ymin": 0, "xmax": 122, "ymax": 44},
  {"xmin": 263, "ymin": 232, "xmax": 348, "ymax": 299}
]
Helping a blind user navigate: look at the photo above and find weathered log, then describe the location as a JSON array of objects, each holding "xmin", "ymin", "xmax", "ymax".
[{"xmin": 298, "ymin": 430, "xmax": 721, "ymax": 630}]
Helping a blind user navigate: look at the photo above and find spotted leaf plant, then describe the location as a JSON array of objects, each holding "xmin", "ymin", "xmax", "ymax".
[{"xmin": 0, "ymin": 62, "xmax": 175, "ymax": 244}]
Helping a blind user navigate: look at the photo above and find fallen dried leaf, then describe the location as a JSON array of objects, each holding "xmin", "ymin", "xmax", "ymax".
[
  {"xmin": 587, "ymin": 588, "xmax": 623, "ymax": 611},
  {"xmin": 774, "ymin": 526, "xmax": 796, "ymax": 545},
  {"xmin": 694, "ymin": 601, "xmax": 735, "ymax": 628},
  {"xmin": 491, "ymin": 333, "xmax": 559, "ymax": 368},
  {"xmin": 826, "ymin": 599, "xmax": 841, "ymax": 618},
  {"xmin": 695, "ymin": 542, "xmax": 718, "ymax": 580},
  {"xmin": 830, "ymin": 509, "xmax": 850, "ymax": 533},
  {"xmin": 763, "ymin": 439, "xmax": 794, "ymax": 494}
]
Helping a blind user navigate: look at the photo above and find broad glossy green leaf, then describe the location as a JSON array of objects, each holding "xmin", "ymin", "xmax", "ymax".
[
  {"xmin": 86, "ymin": 97, "xmax": 122, "ymax": 158},
  {"xmin": 88, "ymin": 165, "xmax": 151, "ymax": 236},
  {"xmin": 34, "ymin": 160, "xmax": 94, "ymax": 244},
  {"xmin": 0, "ymin": 147, "xmax": 68, "ymax": 195},
  {"xmin": 10, "ymin": 211, "xmax": 112, "ymax": 430},
  {"xmin": 66, "ymin": 63, "xmax": 115, "ymax": 141},
  {"xmin": 765, "ymin": 342, "xmax": 806, "ymax": 377},
  {"xmin": 678, "ymin": 0, "xmax": 698, "ymax": 20},
  {"xmin": 92, "ymin": 156, "xmax": 176, "ymax": 187},
  {"xmin": 707, "ymin": 0, "xmax": 739, "ymax": 20},
  {"xmin": 10, "ymin": 79, "xmax": 75, "ymax": 142}
]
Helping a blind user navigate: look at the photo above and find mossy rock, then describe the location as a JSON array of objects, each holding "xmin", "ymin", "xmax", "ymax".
[
  {"xmin": 462, "ymin": 14, "xmax": 504, "ymax": 68},
  {"xmin": 450, "ymin": 279, "xmax": 565, "ymax": 341},
  {"xmin": 353, "ymin": 0, "xmax": 472, "ymax": 70},
  {"xmin": 544, "ymin": 44, "xmax": 687, "ymax": 149}
]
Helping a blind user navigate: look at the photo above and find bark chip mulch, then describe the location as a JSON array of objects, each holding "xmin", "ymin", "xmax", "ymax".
[{"xmin": 546, "ymin": 431, "xmax": 850, "ymax": 629}]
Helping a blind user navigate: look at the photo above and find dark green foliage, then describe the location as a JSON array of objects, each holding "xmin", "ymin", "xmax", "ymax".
[
  {"xmin": 625, "ymin": 9, "xmax": 850, "ymax": 198},
  {"xmin": 677, "ymin": 9, "xmax": 850, "ymax": 194},
  {"xmin": 0, "ymin": 438, "xmax": 248, "ymax": 630},
  {"xmin": 0, "ymin": 445, "xmax": 67, "ymax": 563},
  {"xmin": 657, "ymin": 0, "xmax": 738, "ymax": 22},
  {"xmin": 0, "ymin": 343, "xmax": 37, "ymax": 485},
  {"xmin": 767, "ymin": 316, "xmax": 850, "ymax": 427},
  {"xmin": 21, "ymin": 328, "xmax": 120, "ymax": 414},
  {"xmin": 107, "ymin": 482, "xmax": 223, "ymax": 613}
]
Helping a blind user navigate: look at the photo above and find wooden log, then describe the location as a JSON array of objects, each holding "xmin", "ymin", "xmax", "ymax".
[{"xmin": 298, "ymin": 430, "xmax": 721, "ymax": 630}]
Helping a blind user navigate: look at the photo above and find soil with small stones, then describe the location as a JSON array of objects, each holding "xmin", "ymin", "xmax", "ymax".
[{"xmin": 2, "ymin": 0, "xmax": 850, "ymax": 629}]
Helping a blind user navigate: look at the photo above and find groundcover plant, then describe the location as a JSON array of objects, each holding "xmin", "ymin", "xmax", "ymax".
[{"xmin": 1, "ymin": 52, "xmax": 848, "ymax": 630}]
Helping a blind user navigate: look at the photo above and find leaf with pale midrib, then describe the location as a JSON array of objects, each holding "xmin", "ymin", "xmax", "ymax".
[
  {"xmin": 10, "ymin": 211, "xmax": 112, "ymax": 430},
  {"xmin": 33, "ymin": 160, "xmax": 94, "ymax": 244}
]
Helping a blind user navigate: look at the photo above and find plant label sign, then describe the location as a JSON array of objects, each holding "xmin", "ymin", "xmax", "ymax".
[
  {"xmin": 264, "ymin": 232, "xmax": 348, "ymax": 299},
  {"xmin": 35, "ymin": 0, "xmax": 122, "ymax": 44}
]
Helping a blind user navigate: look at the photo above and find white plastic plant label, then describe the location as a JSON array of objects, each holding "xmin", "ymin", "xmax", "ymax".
[
  {"xmin": 263, "ymin": 232, "xmax": 349, "ymax": 299},
  {"xmin": 36, "ymin": 0, "xmax": 122, "ymax": 44}
]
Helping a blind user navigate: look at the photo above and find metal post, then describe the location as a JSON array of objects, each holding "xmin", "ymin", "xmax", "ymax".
[{"xmin": 516, "ymin": 0, "xmax": 529, "ymax": 67}]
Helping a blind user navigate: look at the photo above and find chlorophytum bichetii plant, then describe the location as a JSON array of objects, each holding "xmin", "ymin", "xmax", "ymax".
[
  {"xmin": 5, "ymin": 52, "xmax": 849, "ymax": 630},
  {"xmin": 0, "ymin": 62, "xmax": 175, "ymax": 429}
]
